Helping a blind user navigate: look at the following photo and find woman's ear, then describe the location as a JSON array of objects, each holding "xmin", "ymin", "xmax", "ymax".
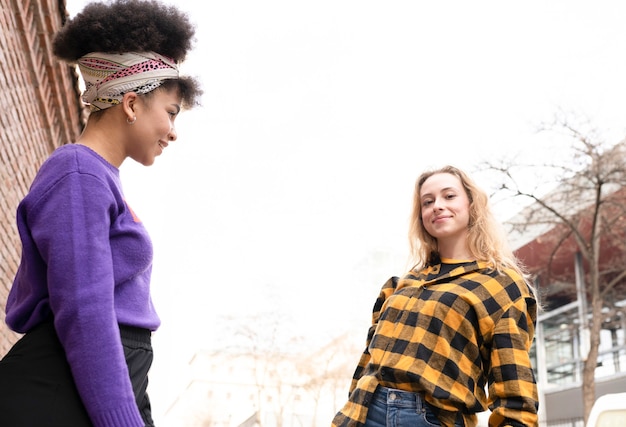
[{"xmin": 122, "ymin": 92, "xmax": 139, "ymax": 123}]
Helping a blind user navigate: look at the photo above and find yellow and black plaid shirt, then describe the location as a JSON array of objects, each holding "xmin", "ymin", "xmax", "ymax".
[{"xmin": 333, "ymin": 260, "xmax": 538, "ymax": 427}]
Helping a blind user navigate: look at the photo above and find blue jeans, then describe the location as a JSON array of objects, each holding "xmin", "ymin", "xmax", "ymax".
[{"xmin": 364, "ymin": 386, "xmax": 462, "ymax": 427}]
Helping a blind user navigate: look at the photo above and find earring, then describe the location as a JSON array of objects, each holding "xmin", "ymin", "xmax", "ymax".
[{"xmin": 127, "ymin": 116, "xmax": 137, "ymax": 125}]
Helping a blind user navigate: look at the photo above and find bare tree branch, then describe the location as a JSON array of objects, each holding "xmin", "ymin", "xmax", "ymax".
[{"xmin": 478, "ymin": 111, "xmax": 626, "ymax": 424}]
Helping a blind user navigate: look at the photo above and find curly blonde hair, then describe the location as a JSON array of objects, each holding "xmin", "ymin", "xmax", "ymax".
[{"xmin": 408, "ymin": 165, "xmax": 527, "ymax": 279}]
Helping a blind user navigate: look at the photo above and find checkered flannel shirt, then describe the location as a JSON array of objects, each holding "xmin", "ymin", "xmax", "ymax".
[{"xmin": 332, "ymin": 260, "xmax": 538, "ymax": 427}]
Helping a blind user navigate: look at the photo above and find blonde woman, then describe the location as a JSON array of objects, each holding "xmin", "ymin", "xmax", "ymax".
[{"xmin": 333, "ymin": 166, "xmax": 538, "ymax": 427}]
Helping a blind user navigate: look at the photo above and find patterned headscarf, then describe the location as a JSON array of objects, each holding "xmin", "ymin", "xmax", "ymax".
[{"xmin": 77, "ymin": 51, "xmax": 179, "ymax": 112}]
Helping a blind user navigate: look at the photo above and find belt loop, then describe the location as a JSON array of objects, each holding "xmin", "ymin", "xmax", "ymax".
[{"xmin": 418, "ymin": 391, "xmax": 424, "ymax": 411}]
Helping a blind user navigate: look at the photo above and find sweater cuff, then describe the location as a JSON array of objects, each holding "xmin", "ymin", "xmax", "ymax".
[{"xmin": 91, "ymin": 402, "xmax": 144, "ymax": 427}]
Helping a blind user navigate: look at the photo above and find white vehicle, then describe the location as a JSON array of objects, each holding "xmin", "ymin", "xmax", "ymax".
[{"xmin": 586, "ymin": 392, "xmax": 626, "ymax": 427}]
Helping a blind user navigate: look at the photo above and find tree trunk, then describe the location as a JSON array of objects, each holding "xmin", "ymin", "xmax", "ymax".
[{"xmin": 582, "ymin": 294, "xmax": 603, "ymax": 423}]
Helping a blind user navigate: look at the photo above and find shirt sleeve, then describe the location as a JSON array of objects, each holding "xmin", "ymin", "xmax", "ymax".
[
  {"xmin": 487, "ymin": 287, "xmax": 539, "ymax": 427},
  {"xmin": 28, "ymin": 171, "xmax": 144, "ymax": 427},
  {"xmin": 349, "ymin": 276, "xmax": 399, "ymax": 394}
]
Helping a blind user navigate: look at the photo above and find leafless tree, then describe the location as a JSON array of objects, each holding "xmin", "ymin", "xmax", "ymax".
[
  {"xmin": 220, "ymin": 309, "xmax": 303, "ymax": 427},
  {"xmin": 296, "ymin": 331, "xmax": 363, "ymax": 426},
  {"xmin": 478, "ymin": 113, "xmax": 626, "ymax": 423}
]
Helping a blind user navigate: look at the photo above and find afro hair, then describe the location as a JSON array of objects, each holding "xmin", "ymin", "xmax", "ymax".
[
  {"xmin": 54, "ymin": 0, "xmax": 203, "ymax": 109},
  {"xmin": 53, "ymin": 0, "xmax": 196, "ymax": 62}
]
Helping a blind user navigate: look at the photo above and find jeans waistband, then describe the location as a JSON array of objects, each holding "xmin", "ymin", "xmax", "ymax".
[{"xmin": 373, "ymin": 386, "xmax": 427, "ymax": 410}]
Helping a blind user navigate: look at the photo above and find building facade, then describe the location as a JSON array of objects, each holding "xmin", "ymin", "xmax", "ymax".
[
  {"xmin": 510, "ymin": 167, "xmax": 626, "ymax": 426},
  {"xmin": 0, "ymin": 0, "xmax": 84, "ymax": 355}
]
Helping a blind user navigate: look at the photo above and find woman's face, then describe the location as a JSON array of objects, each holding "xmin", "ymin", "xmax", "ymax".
[
  {"xmin": 126, "ymin": 88, "xmax": 181, "ymax": 166},
  {"xmin": 419, "ymin": 172, "xmax": 471, "ymax": 244}
]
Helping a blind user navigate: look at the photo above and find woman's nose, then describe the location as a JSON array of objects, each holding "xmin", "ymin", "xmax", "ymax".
[
  {"xmin": 432, "ymin": 198, "xmax": 443, "ymax": 211},
  {"xmin": 168, "ymin": 126, "xmax": 177, "ymax": 141}
]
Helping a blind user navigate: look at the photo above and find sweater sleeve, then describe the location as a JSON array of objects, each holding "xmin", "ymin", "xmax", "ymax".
[
  {"xmin": 349, "ymin": 276, "xmax": 399, "ymax": 394},
  {"xmin": 487, "ymin": 289, "xmax": 539, "ymax": 427},
  {"xmin": 28, "ymin": 171, "xmax": 144, "ymax": 427}
]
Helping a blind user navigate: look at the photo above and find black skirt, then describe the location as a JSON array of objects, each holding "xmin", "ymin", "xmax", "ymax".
[{"xmin": 0, "ymin": 321, "xmax": 155, "ymax": 427}]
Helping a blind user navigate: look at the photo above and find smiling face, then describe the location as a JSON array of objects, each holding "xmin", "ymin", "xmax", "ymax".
[
  {"xmin": 125, "ymin": 88, "xmax": 182, "ymax": 166},
  {"xmin": 419, "ymin": 172, "xmax": 471, "ymax": 247}
]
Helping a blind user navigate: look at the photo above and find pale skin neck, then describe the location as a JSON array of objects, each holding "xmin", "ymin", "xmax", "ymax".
[{"xmin": 436, "ymin": 234, "xmax": 473, "ymax": 261}]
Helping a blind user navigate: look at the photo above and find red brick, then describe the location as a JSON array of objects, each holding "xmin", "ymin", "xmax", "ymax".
[{"xmin": 0, "ymin": 0, "xmax": 82, "ymax": 356}]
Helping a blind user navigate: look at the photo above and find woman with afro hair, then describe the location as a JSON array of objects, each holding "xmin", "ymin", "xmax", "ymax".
[{"xmin": 0, "ymin": 1, "xmax": 202, "ymax": 426}]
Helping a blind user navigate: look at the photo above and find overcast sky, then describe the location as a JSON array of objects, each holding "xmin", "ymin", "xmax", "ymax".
[{"xmin": 65, "ymin": 0, "xmax": 626, "ymax": 421}]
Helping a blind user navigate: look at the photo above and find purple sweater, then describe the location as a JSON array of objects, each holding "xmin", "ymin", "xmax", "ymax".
[{"xmin": 6, "ymin": 144, "xmax": 160, "ymax": 427}]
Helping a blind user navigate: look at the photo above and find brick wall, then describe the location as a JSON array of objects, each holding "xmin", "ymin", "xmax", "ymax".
[{"xmin": 0, "ymin": 0, "xmax": 84, "ymax": 356}]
